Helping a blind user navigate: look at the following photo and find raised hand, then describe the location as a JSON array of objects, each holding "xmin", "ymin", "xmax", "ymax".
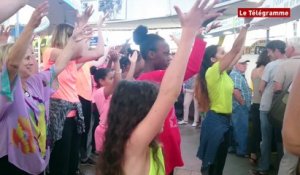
[
  {"xmin": 107, "ymin": 49, "xmax": 120, "ymax": 62},
  {"xmin": 71, "ymin": 24, "xmax": 93, "ymax": 43},
  {"xmin": 27, "ymin": 1, "xmax": 48, "ymax": 29},
  {"xmin": 0, "ymin": 25, "xmax": 11, "ymax": 44},
  {"xmin": 129, "ymin": 51, "xmax": 138, "ymax": 63},
  {"xmin": 206, "ymin": 21, "xmax": 222, "ymax": 33},
  {"xmin": 6, "ymin": 1, "xmax": 48, "ymax": 83},
  {"xmin": 202, "ymin": 8, "xmax": 226, "ymax": 27},
  {"xmin": 77, "ymin": 5, "xmax": 94, "ymax": 26},
  {"xmin": 0, "ymin": 0, "xmax": 29, "ymax": 23},
  {"xmin": 69, "ymin": 24, "xmax": 93, "ymax": 58},
  {"xmin": 174, "ymin": 0, "xmax": 221, "ymax": 31},
  {"xmin": 98, "ymin": 12, "xmax": 109, "ymax": 28}
]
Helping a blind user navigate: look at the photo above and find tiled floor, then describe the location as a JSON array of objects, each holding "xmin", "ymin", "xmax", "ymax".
[{"xmin": 81, "ymin": 124, "xmax": 277, "ymax": 175}]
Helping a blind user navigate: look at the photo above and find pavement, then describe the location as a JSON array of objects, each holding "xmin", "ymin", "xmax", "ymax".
[{"xmin": 81, "ymin": 123, "xmax": 277, "ymax": 175}]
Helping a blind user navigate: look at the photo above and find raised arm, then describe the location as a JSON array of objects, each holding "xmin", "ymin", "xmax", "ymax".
[
  {"xmin": 283, "ymin": 67, "xmax": 300, "ymax": 156},
  {"xmin": 76, "ymin": 13, "xmax": 107, "ymax": 63},
  {"xmin": 128, "ymin": 0, "xmax": 220, "ymax": 152},
  {"xmin": 54, "ymin": 24, "xmax": 93, "ymax": 76},
  {"xmin": 228, "ymin": 46, "xmax": 245, "ymax": 70},
  {"xmin": 125, "ymin": 51, "xmax": 138, "ymax": 80},
  {"xmin": 183, "ymin": 35, "xmax": 207, "ymax": 81},
  {"xmin": 103, "ymin": 50, "xmax": 121, "ymax": 97},
  {"xmin": 219, "ymin": 25, "xmax": 249, "ymax": 73},
  {"xmin": 6, "ymin": 2, "xmax": 48, "ymax": 83},
  {"xmin": 0, "ymin": 0, "xmax": 28, "ymax": 23}
]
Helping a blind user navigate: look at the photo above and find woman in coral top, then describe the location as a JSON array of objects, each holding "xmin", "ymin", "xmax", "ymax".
[{"xmin": 43, "ymin": 7, "xmax": 106, "ymax": 175}]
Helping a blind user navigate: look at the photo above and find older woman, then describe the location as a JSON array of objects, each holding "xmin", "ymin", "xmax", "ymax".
[{"xmin": 0, "ymin": 2, "xmax": 93, "ymax": 174}]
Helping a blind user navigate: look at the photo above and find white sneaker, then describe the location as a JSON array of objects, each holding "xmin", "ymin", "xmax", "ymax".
[
  {"xmin": 192, "ymin": 122, "xmax": 197, "ymax": 127},
  {"xmin": 178, "ymin": 120, "xmax": 188, "ymax": 125}
]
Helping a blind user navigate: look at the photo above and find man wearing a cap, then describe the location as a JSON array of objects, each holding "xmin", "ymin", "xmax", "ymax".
[{"xmin": 229, "ymin": 56, "xmax": 252, "ymax": 156}]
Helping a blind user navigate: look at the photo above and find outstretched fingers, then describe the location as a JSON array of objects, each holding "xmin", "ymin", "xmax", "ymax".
[
  {"xmin": 36, "ymin": 1, "xmax": 49, "ymax": 16},
  {"xmin": 192, "ymin": 0, "xmax": 202, "ymax": 10},
  {"xmin": 174, "ymin": 5, "xmax": 184, "ymax": 24},
  {"xmin": 203, "ymin": 0, "xmax": 218, "ymax": 14},
  {"xmin": 199, "ymin": 0, "xmax": 210, "ymax": 10}
]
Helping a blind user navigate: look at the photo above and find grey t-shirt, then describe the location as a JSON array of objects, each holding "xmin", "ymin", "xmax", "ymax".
[
  {"xmin": 273, "ymin": 57, "xmax": 300, "ymax": 90},
  {"xmin": 260, "ymin": 59, "xmax": 285, "ymax": 111}
]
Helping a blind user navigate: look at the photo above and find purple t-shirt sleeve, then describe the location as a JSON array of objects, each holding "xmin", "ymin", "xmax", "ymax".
[
  {"xmin": 0, "ymin": 64, "xmax": 19, "ymax": 120},
  {"xmin": 0, "ymin": 65, "xmax": 56, "ymax": 120},
  {"xmin": 29, "ymin": 66, "xmax": 56, "ymax": 100}
]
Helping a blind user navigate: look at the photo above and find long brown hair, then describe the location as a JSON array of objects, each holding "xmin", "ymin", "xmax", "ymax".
[
  {"xmin": 194, "ymin": 45, "xmax": 218, "ymax": 112},
  {"xmin": 97, "ymin": 81, "xmax": 163, "ymax": 175}
]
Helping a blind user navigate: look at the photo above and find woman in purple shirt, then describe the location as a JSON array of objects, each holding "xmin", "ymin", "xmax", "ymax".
[{"xmin": 0, "ymin": 2, "xmax": 93, "ymax": 174}]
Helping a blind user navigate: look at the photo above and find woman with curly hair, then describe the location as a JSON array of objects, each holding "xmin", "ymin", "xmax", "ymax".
[{"xmin": 97, "ymin": 0, "xmax": 221, "ymax": 174}]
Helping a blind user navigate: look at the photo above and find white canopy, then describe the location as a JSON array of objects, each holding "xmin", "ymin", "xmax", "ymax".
[
  {"xmin": 101, "ymin": 0, "xmax": 263, "ymax": 30},
  {"xmin": 208, "ymin": 0, "xmax": 300, "ymax": 36}
]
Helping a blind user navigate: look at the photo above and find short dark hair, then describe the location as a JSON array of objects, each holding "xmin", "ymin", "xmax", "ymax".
[
  {"xmin": 90, "ymin": 66, "xmax": 112, "ymax": 88},
  {"xmin": 266, "ymin": 40, "xmax": 286, "ymax": 54}
]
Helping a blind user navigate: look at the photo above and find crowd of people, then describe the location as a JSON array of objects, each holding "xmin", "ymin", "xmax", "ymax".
[{"xmin": 1, "ymin": 0, "xmax": 300, "ymax": 175}]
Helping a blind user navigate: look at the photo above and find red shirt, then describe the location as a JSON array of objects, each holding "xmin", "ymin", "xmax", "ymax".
[{"xmin": 137, "ymin": 38, "xmax": 206, "ymax": 174}]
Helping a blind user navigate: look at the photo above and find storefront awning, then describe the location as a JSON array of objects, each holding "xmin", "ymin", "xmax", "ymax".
[
  {"xmin": 100, "ymin": 0, "xmax": 263, "ymax": 31},
  {"xmin": 207, "ymin": 0, "xmax": 300, "ymax": 37}
]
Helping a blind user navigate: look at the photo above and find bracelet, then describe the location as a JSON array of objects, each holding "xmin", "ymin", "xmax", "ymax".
[{"xmin": 243, "ymin": 23, "xmax": 251, "ymax": 29}]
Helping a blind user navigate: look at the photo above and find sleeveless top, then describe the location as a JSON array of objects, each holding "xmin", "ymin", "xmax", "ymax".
[
  {"xmin": 252, "ymin": 76, "xmax": 261, "ymax": 104},
  {"xmin": 149, "ymin": 147, "xmax": 165, "ymax": 175}
]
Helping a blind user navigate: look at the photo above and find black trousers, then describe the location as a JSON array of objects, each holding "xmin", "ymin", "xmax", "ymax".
[
  {"xmin": 249, "ymin": 103, "xmax": 261, "ymax": 155},
  {"xmin": 202, "ymin": 131, "xmax": 230, "ymax": 175},
  {"xmin": 91, "ymin": 103, "xmax": 100, "ymax": 153},
  {"xmin": 49, "ymin": 118, "xmax": 81, "ymax": 175},
  {"xmin": 0, "ymin": 156, "xmax": 43, "ymax": 175},
  {"xmin": 79, "ymin": 96, "xmax": 93, "ymax": 161}
]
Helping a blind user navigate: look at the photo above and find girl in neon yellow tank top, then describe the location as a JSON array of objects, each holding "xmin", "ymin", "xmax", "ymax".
[{"xmin": 96, "ymin": 1, "xmax": 221, "ymax": 174}]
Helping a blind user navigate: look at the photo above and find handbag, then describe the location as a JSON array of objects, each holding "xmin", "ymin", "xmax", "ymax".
[{"xmin": 268, "ymin": 84, "xmax": 291, "ymax": 128}]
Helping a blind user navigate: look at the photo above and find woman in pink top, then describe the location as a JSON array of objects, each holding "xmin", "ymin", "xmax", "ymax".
[{"xmin": 92, "ymin": 51, "xmax": 138, "ymax": 152}]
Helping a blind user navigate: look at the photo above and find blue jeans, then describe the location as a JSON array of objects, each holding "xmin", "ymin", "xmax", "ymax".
[
  {"xmin": 258, "ymin": 111, "xmax": 272, "ymax": 171},
  {"xmin": 231, "ymin": 105, "xmax": 249, "ymax": 155}
]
